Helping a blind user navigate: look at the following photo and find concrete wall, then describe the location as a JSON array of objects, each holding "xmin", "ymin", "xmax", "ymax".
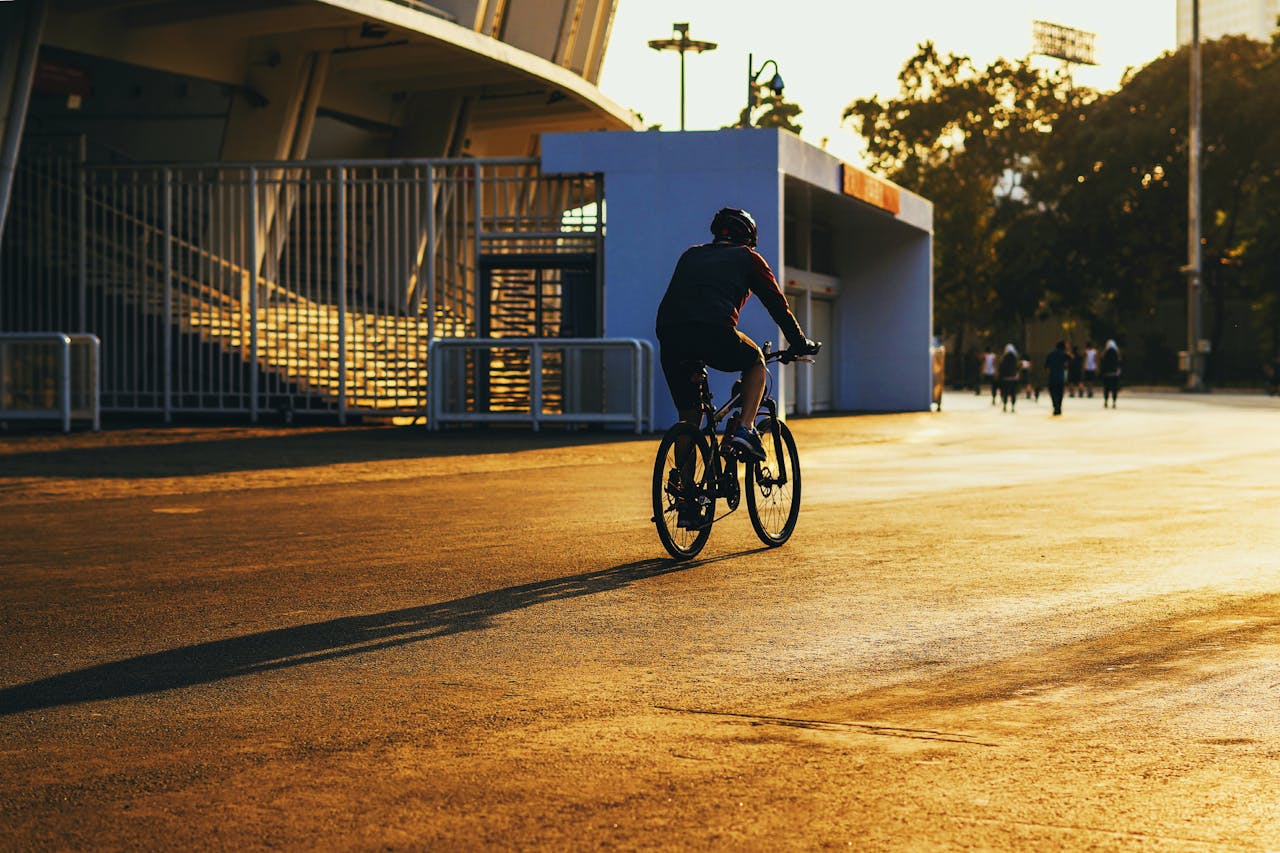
[
  {"xmin": 543, "ymin": 129, "xmax": 789, "ymax": 428},
  {"xmin": 835, "ymin": 217, "xmax": 934, "ymax": 411},
  {"xmin": 543, "ymin": 127, "xmax": 935, "ymax": 427}
]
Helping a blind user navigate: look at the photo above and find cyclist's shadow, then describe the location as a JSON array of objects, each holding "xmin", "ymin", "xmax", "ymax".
[{"xmin": 0, "ymin": 548, "xmax": 768, "ymax": 716}]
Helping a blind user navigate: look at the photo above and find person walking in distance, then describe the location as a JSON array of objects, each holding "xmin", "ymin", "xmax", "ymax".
[
  {"xmin": 1100, "ymin": 339, "xmax": 1122, "ymax": 408},
  {"xmin": 998, "ymin": 343, "xmax": 1021, "ymax": 412},
  {"xmin": 979, "ymin": 346, "xmax": 997, "ymax": 403},
  {"xmin": 1019, "ymin": 356, "xmax": 1039, "ymax": 402},
  {"xmin": 1067, "ymin": 343, "xmax": 1084, "ymax": 397},
  {"xmin": 1044, "ymin": 339, "xmax": 1070, "ymax": 416},
  {"xmin": 1082, "ymin": 341, "xmax": 1099, "ymax": 398},
  {"xmin": 1266, "ymin": 353, "xmax": 1280, "ymax": 396}
]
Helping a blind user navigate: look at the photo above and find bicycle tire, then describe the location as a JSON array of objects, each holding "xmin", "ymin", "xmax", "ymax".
[
  {"xmin": 745, "ymin": 417, "xmax": 801, "ymax": 546},
  {"xmin": 652, "ymin": 422, "xmax": 715, "ymax": 560}
]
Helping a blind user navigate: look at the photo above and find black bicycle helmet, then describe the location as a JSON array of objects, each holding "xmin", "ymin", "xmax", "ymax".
[{"xmin": 709, "ymin": 207, "xmax": 758, "ymax": 247}]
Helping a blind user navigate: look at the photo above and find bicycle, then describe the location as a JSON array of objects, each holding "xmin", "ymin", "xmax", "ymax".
[{"xmin": 651, "ymin": 342, "xmax": 820, "ymax": 560}]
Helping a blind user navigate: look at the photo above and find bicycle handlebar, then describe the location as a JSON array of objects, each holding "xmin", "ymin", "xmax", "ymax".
[{"xmin": 763, "ymin": 341, "xmax": 822, "ymax": 365}]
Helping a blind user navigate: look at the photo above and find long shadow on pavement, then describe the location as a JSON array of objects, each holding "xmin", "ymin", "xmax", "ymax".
[
  {"xmin": 0, "ymin": 426, "xmax": 651, "ymax": 480},
  {"xmin": 0, "ymin": 549, "xmax": 764, "ymax": 715}
]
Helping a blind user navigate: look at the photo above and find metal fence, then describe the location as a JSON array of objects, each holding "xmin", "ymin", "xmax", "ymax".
[
  {"xmin": 0, "ymin": 332, "xmax": 100, "ymax": 431},
  {"xmin": 0, "ymin": 145, "xmax": 603, "ymax": 422},
  {"xmin": 429, "ymin": 338, "xmax": 654, "ymax": 433}
]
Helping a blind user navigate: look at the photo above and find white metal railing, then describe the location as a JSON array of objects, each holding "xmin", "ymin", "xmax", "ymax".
[
  {"xmin": 0, "ymin": 332, "xmax": 100, "ymax": 431},
  {"xmin": 1, "ymin": 151, "xmax": 602, "ymax": 421},
  {"xmin": 428, "ymin": 338, "xmax": 654, "ymax": 433}
]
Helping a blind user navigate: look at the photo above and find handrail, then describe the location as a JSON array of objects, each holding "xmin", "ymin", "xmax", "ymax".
[
  {"xmin": 82, "ymin": 156, "xmax": 542, "ymax": 171},
  {"xmin": 0, "ymin": 333, "xmax": 101, "ymax": 432},
  {"xmin": 428, "ymin": 338, "xmax": 654, "ymax": 434}
]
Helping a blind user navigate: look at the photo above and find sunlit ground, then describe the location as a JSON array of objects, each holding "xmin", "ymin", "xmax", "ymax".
[{"xmin": 2, "ymin": 388, "xmax": 1279, "ymax": 848}]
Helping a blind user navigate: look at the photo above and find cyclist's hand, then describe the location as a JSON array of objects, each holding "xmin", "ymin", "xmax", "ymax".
[{"xmin": 790, "ymin": 339, "xmax": 820, "ymax": 358}]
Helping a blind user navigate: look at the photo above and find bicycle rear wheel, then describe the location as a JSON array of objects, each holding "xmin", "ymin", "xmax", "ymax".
[
  {"xmin": 746, "ymin": 417, "xmax": 801, "ymax": 546},
  {"xmin": 652, "ymin": 422, "xmax": 715, "ymax": 560}
]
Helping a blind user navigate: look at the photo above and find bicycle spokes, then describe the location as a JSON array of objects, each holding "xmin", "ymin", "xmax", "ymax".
[
  {"xmin": 653, "ymin": 423, "xmax": 715, "ymax": 559},
  {"xmin": 746, "ymin": 418, "xmax": 801, "ymax": 547}
]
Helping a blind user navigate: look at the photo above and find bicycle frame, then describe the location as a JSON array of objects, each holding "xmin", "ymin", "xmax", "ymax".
[
  {"xmin": 688, "ymin": 347, "xmax": 794, "ymax": 500},
  {"xmin": 653, "ymin": 341, "xmax": 817, "ymax": 557}
]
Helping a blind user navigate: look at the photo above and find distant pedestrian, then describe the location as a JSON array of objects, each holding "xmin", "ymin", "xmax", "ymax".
[
  {"xmin": 1082, "ymin": 341, "xmax": 1099, "ymax": 398},
  {"xmin": 1044, "ymin": 340, "xmax": 1070, "ymax": 415},
  {"xmin": 1100, "ymin": 340, "xmax": 1122, "ymax": 408},
  {"xmin": 998, "ymin": 344, "xmax": 1021, "ymax": 412},
  {"xmin": 1067, "ymin": 344, "xmax": 1083, "ymax": 397},
  {"xmin": 979, "ymin": 347, "xmax": 997, "ymax": 403}
]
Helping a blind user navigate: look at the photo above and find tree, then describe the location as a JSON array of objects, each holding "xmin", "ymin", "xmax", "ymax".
[
  {"xmin": 844, "ymin": 42, "xmax": 1075, "ymax": 384},
  {"xmin": 734, "ymin": 88, "xmax": 803, "ymax": 133},
  {"xmin": 1032, "ymin": 36, "xmax": 1280, "ymax": 382}
]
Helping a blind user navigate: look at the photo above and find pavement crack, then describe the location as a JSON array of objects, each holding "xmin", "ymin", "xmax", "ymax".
[{"xmin": 655, "ymin": 706, "xmax": 999, "ymax": 747}]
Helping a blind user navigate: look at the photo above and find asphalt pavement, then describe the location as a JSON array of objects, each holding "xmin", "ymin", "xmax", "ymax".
[{"xmin": 2, "ymin": 388, "xmax": 1280, "ymax": 850}]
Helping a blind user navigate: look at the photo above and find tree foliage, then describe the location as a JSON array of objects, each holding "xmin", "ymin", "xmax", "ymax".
[
  {"xmin": 1033, "ymin": 36, "xmax": 1280, "ymax": 377},
  {"xmin": 735, "ymin": 88, "xmax": 803, "ymax": 133},
  {"xmin": 843, "ymin": 43, "xmax": 1076, "ymax": 378},
  {"xmin": 847, "ymin": 36, "xmax": 1280, "ymax": 383}
]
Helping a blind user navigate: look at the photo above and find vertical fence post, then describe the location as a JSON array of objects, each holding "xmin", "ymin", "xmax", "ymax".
[
  {"xmin": 425, "ymin": 166, "xmax": 435, "ymax": 338},
  {"xmin": 531, "ymin": 340, "xmax": 542, "ymax": 432},
  {"xmin": 632, "ymin": 341, "xmax": 643, "ymax": 434},
  {"xmin": 58, "ymin": 334, "xmax": 71, "ymax": 433},
  {"xmin": 76, "ymin": 139, "xmax": 87, "ymax": 333},
  {"xmin": 247, "ymin": 167, "xmax": 259, "ymax": 422},
  {"xmin": 162, "ymin": 167, "xmax": 173, "ymax": 422},
  {"xmin": 427, "ymin": 340, "xmax": 437, "ymax": 430},
  {"xmin": 473, "ymin": 162, "xmax": 482, "ymax": 320},
  {"xmin": 336, "ymin": 166, "xmax": 348, "ymax": 425},
  {"xmin": 424, "ymin": 164, "xmax": 436, "ymax": 428},
  {"xmin": 91, "ymin": 335, "xmax": 100, "ymax": 431}
]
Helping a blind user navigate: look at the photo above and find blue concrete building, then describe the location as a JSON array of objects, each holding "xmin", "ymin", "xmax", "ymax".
[{"xmin": 543, "ymin": 128, "xmax": 934, "ymax": 425}]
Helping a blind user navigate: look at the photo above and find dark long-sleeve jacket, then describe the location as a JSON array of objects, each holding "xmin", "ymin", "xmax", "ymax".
[
  {"xmin": 1044, "ymin": 348, "xmax": 1069, "ymax": 384},
  {"xmin": 655, "ymin": 242, "xmax": 804, "ymax": 347}
]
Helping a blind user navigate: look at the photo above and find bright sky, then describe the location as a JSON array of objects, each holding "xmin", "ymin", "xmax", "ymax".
[{"xmin": 598, "ymin": 0, "xmax": 1177, "ymax": 164}]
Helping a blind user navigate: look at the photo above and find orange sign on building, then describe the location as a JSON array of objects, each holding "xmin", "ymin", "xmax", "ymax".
[{"xmin": 841, "ymin": 164, "xmax": 900, "ymax": 215}]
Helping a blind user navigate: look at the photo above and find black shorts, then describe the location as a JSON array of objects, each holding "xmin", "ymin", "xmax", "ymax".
[{"xmin": 658, "ymin": 323, "xmax": 762, "ymax": 411}]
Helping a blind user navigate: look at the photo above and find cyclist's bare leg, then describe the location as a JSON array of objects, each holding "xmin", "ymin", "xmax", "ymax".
[
  {"xmin": 719, "ymin": 360, "xmax": 766, "ymax": 453},
  {"xmin": 738, "ymin": 359, "xmax": 767, "ymax": 426},
  {"xmin": 673, "ymin": 408, "xmax": 702, "ymax": 503}
]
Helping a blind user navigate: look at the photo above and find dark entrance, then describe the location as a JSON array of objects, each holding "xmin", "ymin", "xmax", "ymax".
[{"xmin": 477, "ymin": 253, "xmax": 600, "ymax": 414}]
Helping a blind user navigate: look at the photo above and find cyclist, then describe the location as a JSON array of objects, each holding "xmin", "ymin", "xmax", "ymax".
[{"xmin": 655, "ymin": 207, "xmax": 816, "ymax": 463}]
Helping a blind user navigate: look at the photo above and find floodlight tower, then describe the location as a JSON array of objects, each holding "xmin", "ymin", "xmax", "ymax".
[{"xmin": 1031, "ymin": 19, "xmax": 1098, "ymax": 88}]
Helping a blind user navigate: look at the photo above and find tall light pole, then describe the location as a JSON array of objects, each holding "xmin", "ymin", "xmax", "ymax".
[
  {"xmin": 647, "ymin": 22, "xmax": 717, "ymax": 131},
  {"xmin": 1184, "ymin": 0, "xmax": 1206, "ymax": 390}
]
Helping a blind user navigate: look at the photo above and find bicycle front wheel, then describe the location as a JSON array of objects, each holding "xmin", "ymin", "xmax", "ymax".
[
  {"xmin": 746, "ymin": 417, "xmax": 801, "ymax": 546},
  {"xmin": 652, "ymin": 422, "xmax": 715, "ymax": 560}
]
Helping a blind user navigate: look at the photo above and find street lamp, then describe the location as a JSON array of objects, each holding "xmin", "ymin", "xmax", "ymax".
[
  {"xmin": 744, "ymin": 54, "xmax": 785, "ymax": 127},
  {"xmin": 647, "ymin": 22, "xmax": 717, "ymax": 131},
  {"xmin": 1183, "ymin": 0, "xmax": 1206, "ymax": 391}
]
